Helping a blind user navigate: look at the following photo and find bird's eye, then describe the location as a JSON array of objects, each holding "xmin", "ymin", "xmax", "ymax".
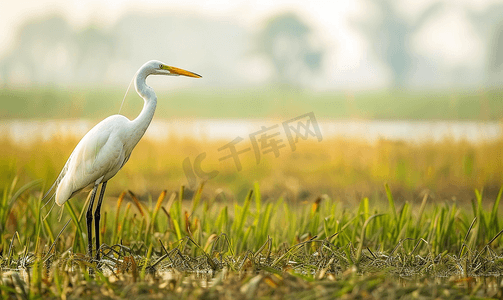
[{"xmin": 159, "ymin": 64, "xmax": 163, "ymax": 69}]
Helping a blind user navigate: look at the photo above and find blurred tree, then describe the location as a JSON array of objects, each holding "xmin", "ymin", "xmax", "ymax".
[
  {"xmin": 468, "ymin": 4, "xmax": 503, "ymax": 87},
  {"xmin": 112, "ymin": 13, "xmax": 247, "ymax": 86},
  {"xmin": 72, "ymin": 26, "xmax": 117, "ymax": 84},
  {"xmin": 256, "ymin": 12, "xmax": 324, "ymax": 87},
  {"xmin": 0, "ymin": 15, "xmax": 72, "ymax": 85},
  {"xmin": 0, "ymin": 13, "xmax": 248, "ymax": 87},
  {"xmin": 0, "ymin": 15, "xmax": 117, "ymax": 86},
  {"xmin": 352, "ymin": 0, "xmax": 443, "ymax": 89}
]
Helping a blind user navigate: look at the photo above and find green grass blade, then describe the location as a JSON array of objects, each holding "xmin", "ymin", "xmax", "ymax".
[
  {"xmin": 65, "ymin": 202, "xmax": 85, "ymax": 253},
  {"xmin": 384, "ymin": 183, "xmax": 397, "ymax": 221}
]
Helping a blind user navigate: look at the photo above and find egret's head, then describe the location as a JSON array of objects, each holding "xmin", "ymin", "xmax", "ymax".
[{"xmin": 144, "ymin": 60, "xmax": 201, "ymax": 78}]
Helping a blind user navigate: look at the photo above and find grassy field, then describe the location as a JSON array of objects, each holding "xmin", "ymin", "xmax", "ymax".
[
  {"xmin": 0, "ymin": 176, "xmax": 503, "ymax": 298},
  {"xmin": 0, "ymin": 133, "xmax": 503, "ymax": 298},
  {"xmin": 1, "ymin": 87, "xmax": 503, "ymax": 121}
]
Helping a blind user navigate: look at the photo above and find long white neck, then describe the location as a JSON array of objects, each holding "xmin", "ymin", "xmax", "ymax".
[{"xmin": 129, "ymin": 68, "xmax": 157, "ymax": 146}]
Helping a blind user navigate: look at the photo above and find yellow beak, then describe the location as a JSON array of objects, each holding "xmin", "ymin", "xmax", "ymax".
[{"xmin": 162, "ymin": 65, "xmax": 202, "ymax": 78}]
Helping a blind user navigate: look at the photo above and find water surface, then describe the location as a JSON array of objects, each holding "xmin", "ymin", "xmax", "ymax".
[{"xmin": 1, "ymin": 119, "xmax": 501, "ymax": 145}]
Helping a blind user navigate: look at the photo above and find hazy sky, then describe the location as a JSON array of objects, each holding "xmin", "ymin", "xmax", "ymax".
[{"xmin": 1, "ymin": 0, "xmax": 501, "ymax": 89}]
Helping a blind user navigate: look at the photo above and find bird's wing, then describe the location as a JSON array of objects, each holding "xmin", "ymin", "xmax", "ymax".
[
  {"xmin": 55, "ymin": 118, "xmax": 129, "ymax": 205},
  {"xmin": 71, "ymin": 124, "xmax": 126, "ymax": 191}
]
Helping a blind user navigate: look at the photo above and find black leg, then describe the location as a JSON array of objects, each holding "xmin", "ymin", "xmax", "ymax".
[
  {"xmin": 86, "ymin": 185, "xmax": 99, "ymax": 258},
  {"xmin": 94, "ymin": 181, "xmax": 107, "ymax": 260}
]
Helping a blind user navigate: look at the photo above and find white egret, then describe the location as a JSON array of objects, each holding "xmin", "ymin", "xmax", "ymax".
[{"xmin": 45, "ymin": 60, "xmax": 201, "ymax": 259}]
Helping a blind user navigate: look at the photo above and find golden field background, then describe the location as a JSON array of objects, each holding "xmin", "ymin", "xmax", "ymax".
[{"xmin": 2, "ymin": 132, "xmax": 502, "ymax": 205}]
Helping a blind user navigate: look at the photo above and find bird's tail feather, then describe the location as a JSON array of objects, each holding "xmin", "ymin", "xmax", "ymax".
[
  {"xmin": 42, "ymin": 151, "xmax": 73, "ymax": 213},
  {"xmin": 42, "ymin": 200, "xmax": 56, "ymax": 221},
  {"xmin": 41, "ymin": 182, "xmax": 57, "ymax": 209}
]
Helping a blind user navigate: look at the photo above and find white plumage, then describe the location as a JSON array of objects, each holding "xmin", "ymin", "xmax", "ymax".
[
  {"xmin": 55, "ymin": 114, "xmax": 131, "ymax": 205},
  {"xmin": 46, "ymin": 60, "xmax": 201, "ymax": 259}
]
